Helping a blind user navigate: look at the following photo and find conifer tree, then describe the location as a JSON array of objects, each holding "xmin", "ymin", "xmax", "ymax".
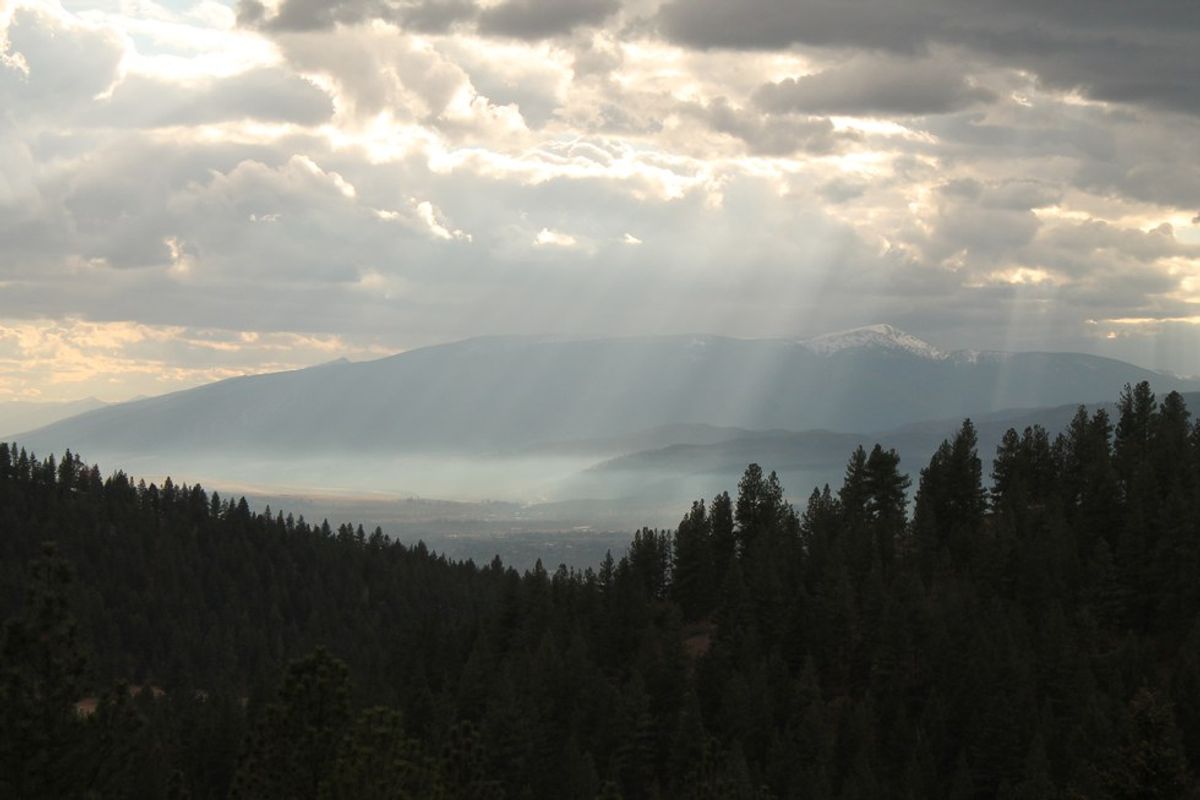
[
  {"xmin": 864, "ymin": 444, "xmax": 909, "ymax": 569},
  {"xmin": 673, "ymin": 500, "xmax": 715, "ymax": 621},
  {"xmin": 914, "ymin": 419, "xmax": 986, "ymax": 574},
  {"xmin": 233, "ymin": 648, "xmax": 352, "ymax": 799},
  {"xmin": 710, "ymin": 491, "xmax": 737, "ymax": 582},
  {"xmin": 0, "ymin": 543, "xmax": 88, "ymax": 800},
  {"xmin": 735, "ymin": 465, "xmax": 786, "ymax": 557},
  {"xmin": 1104, "ymin": 688, "xmax": 1194, "ymax": 799},
  {"xmin": 320, "ymin": 706, "xmax": 441, "ymax": 800}
]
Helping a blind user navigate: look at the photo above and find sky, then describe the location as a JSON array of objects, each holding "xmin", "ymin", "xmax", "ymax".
[{"xmin": 1, "ymin": 0, "xmax": 1199, "ymax": 402}]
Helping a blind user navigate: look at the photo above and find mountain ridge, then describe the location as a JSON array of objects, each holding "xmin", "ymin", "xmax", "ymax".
[
  {"xmin": 15, "ymin": 327, "xmax": 1198, "ymax": 462},
  {"xmin": 0, "ymin": 396, "xmax": 108, "ymax": 440}
]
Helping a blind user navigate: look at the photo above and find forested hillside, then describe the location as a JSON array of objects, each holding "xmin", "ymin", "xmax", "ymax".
[{"xmin": 3, "ymin": 382, "xmax": 1200, "ymax": 798}]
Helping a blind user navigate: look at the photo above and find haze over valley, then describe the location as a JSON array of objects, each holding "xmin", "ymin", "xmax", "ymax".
[{"xmin": 8, "ymin": 324, "xmax": 1197, "ymax": 564}]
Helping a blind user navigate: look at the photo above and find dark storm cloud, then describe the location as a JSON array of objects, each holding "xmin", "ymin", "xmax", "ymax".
[
  {"xmin": 936, "ymin": 178, "xmax": 1062, "ymax": 211},
  {"xmin": 923, "ymin": 111, "xmax": 1119, "ymax": 163},
  {"xmin": 478, "ymin": 0, "xmax": 620, "ymax": 39},
  {"xmin": 687, "ymin": 97, "xmax": 848, "ymax": 156},
  {"xmin": 237, "ymin": 0, "xmax": 475, "ymax": 33},
  {"xmin": 237, "ymin": 0, "xmax": 618, "ymax": 38},
  {"xmin": 657, "ymin": 0, "xmax": 934, "ymax": 53},
  {"xmin": 1038, "ymin": 220, "xmax": 1193, "ymax": 266},
  {"xmin": 1075, "ymin": 156, "xmax": 1200, "ymax": 211},
  {"xmin": 754, "ymin": 56, "xmax": 994, "ymax": 117},
  {"xmin": 657, "ymin": 0, "xmax": 1200, "ymax": 116}
]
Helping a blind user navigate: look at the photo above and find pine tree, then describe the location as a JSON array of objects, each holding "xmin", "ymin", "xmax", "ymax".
[
  {"xmin": 1104, "ymin": 688, "xmax": 1194, "ymax": 799},
  {"xmin": 735, "ymin": 465, "xmax": 786, "ymax": 557},
  {"xmin": 864, "ymin": 444, "xmax": 909, "ymax": 569},
  {"xmin": 0, "ymin": 543, "xmax": 88, "ymax": 800},
  {"xmin": 673, "ymin": 500, "xmax": 715, "ymax": 621},
  {"xmin": 320, "ymin": 706, "xmax": 442, "ymax": 800},
  {"xmin": 914, "ymin": 420, "xmax": 986, "ymax": 576},
  {"xmin": 710, "ymin": 491, "xmax": 737, "ymax": 583},
  {"xmin": 232, "ymin": 648, "xmax": 352, "ymax": 799},
  {"xmin": 1114, "ymin": 381, "xmax": 1157, "ymax": 496}
]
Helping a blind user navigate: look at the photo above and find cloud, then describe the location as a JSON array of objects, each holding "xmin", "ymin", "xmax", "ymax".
[
  {"xmin": 478, "ymin": 0, "xmax": 619, "ymax": 39},
  {"xmin": 411, "ymin": 199, "xmax": 471, "ymax": 241},
  {"xmin": 934, "ymin": 178, "xmax": 1062, "ymax": 212},
  {"xmin": 270, "ymin": 24, "xmax": 531, "ymax": 137},
  {"xmin": 656, "ymin": 0, "xmax": 935, "ymax": 53},
  {"xmin": 238, "ymin": 0, "xmax": 475, "ymax": 33},
  {"xmin": 0, "ymin": 7, "xmax": 124, "ymax": 118},
  {"xmin": 239, "ymin": 0, "xmax": 618, "ymax": 39},
  {"xmin": 1037, "ymin": 220, "xmax": 1195, "ymax": 267},
  {"xmin": 1087, "ymin": 319, "xmax": 1200, "ymax": 377},
  {"xmin": 656, "ymin": 0, "xmax": 1200, "ymax": 117},
  {"xmin": 687, "ymin": 97, "xmax": 846, "ymax": 156},
  {"xmin": 0, "ymin": 317, "xmax": 389, "ymax": 402},
  {"xmin": 534, "ymin": 227, "xmax": 577, "ymax": 247},
  {"xmin": 88, "ymin": 68, "xmax": 333, "ymax": 127},
  {"xmin": 755, "ymin": 55, "xmax": 994, "ymax": 117},
  {"xmin": 3, "ymin": 0, "xmax": 1200, "ymax": 397}
]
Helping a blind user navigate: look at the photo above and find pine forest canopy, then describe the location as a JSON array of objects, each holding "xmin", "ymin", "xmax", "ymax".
[{"xmin": 2, "ymin": 381, "xmax": 1200, "ymax": 798}]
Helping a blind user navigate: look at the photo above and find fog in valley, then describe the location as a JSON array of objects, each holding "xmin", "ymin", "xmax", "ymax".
[{"xmin": 9, "ymin": 328, "xmax": 1198, "ymax": 567}]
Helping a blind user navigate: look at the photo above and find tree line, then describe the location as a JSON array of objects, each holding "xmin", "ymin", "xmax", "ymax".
[{"xmin": 1, "ymin": 381, "xmax": 1199, "ymax": 798}]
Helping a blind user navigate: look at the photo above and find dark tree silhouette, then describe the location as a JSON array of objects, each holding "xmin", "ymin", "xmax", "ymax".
[{"xmin": 1, "ymin": 383, "xmax": 1199, "ymax": 797}]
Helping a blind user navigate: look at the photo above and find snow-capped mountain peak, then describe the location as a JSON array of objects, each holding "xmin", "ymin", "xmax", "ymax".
[{"xmin": 798, "ymin": 324, "xmax": 946, "ymax": 359}]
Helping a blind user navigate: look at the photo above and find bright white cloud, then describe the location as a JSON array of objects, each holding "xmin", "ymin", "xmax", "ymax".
[{"xmin": 534, "ymin": 227, "xmax": 577, "ymax": 247}]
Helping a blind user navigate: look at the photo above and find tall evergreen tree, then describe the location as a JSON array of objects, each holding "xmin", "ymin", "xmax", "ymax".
[
  {"xmin": 0, "ymin": 544, "xmax": 88, "ymax": 800},
  {"xmin": 673, "ymin": 500, "xmax": 715, "ymax": 621},
  {"xmin": 232, "ymin": 648, "xmax": 352, "ymax": 799},
  {"xmin": 864, "ymin": 445, "xmax": 909, "ymax": 570},
  {"xmin": 914, "ymin": 419, "xmax": 986, "ymax": 575}
]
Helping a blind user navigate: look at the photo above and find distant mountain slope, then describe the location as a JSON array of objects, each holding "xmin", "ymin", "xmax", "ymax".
[
  {"xmin": 17, "ymin": 327, "xmax": 1199, "ymax": 458},
  {"xmin": 577, "ymin": 393, "xmax": 1200, "ymax": 501},
  {"xmin": 513, "ymin": 423, "xmax": 761, "ymax": 458},
  {"xmin": 0, "ymin": 397, "xmax": 107, "ymax": 440}
]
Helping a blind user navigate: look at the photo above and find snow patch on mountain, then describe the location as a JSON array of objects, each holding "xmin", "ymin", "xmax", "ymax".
[{"xmin": 798, "ymin": 324, "xmax": 947, "ymax": 360}]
